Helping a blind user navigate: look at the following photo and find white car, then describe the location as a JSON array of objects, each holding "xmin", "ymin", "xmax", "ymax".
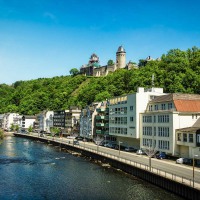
[
  {"xmin": 176, "ymin": 158, "xmax": 184, "ymax": 164},
  {"xmin": 176, "ymin": 158, "xmax": 192, "ymax": 164}
]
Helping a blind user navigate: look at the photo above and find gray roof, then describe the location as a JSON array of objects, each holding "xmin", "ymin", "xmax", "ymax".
[
  {"xmin": 150, "ymin": 93, "xmax": 200, "ymax": 103},
  {"xmin": 117, "ymin": 45, "xmax": 126, "ymax": 53}
]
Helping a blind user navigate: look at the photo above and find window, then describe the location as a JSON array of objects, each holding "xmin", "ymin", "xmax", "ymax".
[
  {"xmin": 158, "ymin": 115, "xmax": 169, "ymax": 123},
  {"xmin": 143, "ymin": 116, "xmax": 152, "ymax": 123},
  {"xmin": 161, "ymin": 104, "xmax": 166, "ymax": 110},
  {"xmin": 197, "ymin": 135, "xmax": 200, "ymax": 143},
  {"xmin": 189, "ymin": 134, "xmax": 193, "ymax": 143},
  {"xmin": 183, "ymin": 133, "xmax": 187, "ymax": 142},
  {"xmin": 154, "ymin": 105, "xmax": 158, "ymax": 111},
  {"xmin": 154, "ymin": 127, "xmax": 156, "ymax": 136},
  {"xmin": 168, "ymin": 103, "xmax": 173, "ymax": 110},
  {"xmin": 130, "ymin": 117, "xmax": 134, "ymax": 122},
  {"xmin": 158, "ymin": 140, "xmax": 169, "ymax": 150},
  {"xmin": 130, "ymin": 106, "xmax": 133, "ymax": 111},
  {"xmin": 142, "ymin": 126, "xmax": 152, "ymax": 136},
  {"xmin": 177, "ymin": 133, "xmax": 181, "ymax": 141},
  {"xmin": 154, "ymin": 116, "xmax": 156, "ymax": 123},
  {"xmin": 158, "ymin": 127, "xmax": 169, "ymax": 137}
]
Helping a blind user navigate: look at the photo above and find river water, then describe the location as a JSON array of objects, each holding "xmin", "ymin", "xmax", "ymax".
[{"xmin": 0, "ymin": 136, "xmax": 183, "ymax": 200}]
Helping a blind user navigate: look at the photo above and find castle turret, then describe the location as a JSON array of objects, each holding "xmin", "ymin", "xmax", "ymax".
[{"xmin": 116, "ymin": 45, "xmax": 126, "ymax": 69}]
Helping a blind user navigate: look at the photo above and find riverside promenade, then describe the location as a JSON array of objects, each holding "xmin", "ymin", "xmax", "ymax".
[{"xmin": 13, "ymin": 132, "xmax": 200, "ymax": 199}]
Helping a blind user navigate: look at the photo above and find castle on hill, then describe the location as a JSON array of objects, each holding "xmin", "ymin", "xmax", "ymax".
[{"xmin": 80, "ymin": 46, "xmax": 137, "ymax": 77}]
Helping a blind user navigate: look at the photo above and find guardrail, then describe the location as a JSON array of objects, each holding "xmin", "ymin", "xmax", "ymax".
[{"xmin": 15, "ymin": 132, "xmax": 200, "ymax": 190}]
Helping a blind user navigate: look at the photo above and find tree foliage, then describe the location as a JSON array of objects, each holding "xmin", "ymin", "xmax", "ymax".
[{"xmin": 0, "ymin": 47, "xmax": 199, "ymax": 115}]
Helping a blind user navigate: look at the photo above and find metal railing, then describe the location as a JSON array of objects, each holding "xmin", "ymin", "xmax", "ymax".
[{"xmin": 15, "ymin": 132, "xmax": 200, "ymax": 189}]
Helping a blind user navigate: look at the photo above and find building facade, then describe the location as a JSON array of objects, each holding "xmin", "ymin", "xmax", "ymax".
[
  {"xmin": 108, "ymin": 87, "xmax": 165, "ymax": 148},
  {"xmin": 2, "ymin": 113, "xmax": 22, "ymax": 131},
  {"xmin": 38, "ymin": 111, "xmax": 53, "ymax": 133},
  {"xmin": 140, "ymin": 93, "xmax": 200, "ymax": 156}
]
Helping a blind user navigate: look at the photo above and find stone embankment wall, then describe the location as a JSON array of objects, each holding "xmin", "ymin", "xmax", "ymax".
[{"xmin": 14, "ymin": 134, "xmax": 200, "ymax": 200}]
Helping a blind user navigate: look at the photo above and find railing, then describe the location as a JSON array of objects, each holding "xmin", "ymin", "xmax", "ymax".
[{"xmin": 15, "ymin": 132, "xmax": 200, "ymax": 189}]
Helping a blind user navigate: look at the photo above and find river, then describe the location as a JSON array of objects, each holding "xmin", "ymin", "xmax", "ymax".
[{"xmin": 0, "ymin": 136, "xmax": 183, "ymax": 200}]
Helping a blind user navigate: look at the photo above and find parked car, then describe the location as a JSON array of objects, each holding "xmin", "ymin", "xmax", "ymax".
[
  {"xmin": 176, "ymin": 158, "xmax": 192, "ymax": 164},
  {"xmin": 73, "ymin": 140, "xmax": 79, "ymax": 145},
  {"xmin": 156, "ymin": 152, "xmax": 167, "ymax": 159},
  {"xmin": 75, "ymin": 136, "xmax": 84, "ymax": 141},
  {"xmin": 124, "ymin": 147, "xmax": 136, "ymax": 152},
  {"xmin": 136, "ymin": 149, "xmax": 146, "ymax": 155}
]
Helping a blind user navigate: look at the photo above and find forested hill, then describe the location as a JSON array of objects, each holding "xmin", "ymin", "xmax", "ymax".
[{"xmin": 0, "ymin": 47, "xmax": 200, "ymax": 115}]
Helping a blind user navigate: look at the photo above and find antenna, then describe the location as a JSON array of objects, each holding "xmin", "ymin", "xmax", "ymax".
[{"xmin": 152, "ymin": 74, "xmax": 155, "ymax": 91}]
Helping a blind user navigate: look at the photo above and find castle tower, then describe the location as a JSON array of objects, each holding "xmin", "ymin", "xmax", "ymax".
[{"xmin": 116, "ymin": 45, "xmax": 126, "ymax": 69}]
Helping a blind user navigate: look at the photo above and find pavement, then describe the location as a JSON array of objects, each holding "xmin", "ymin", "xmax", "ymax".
[{"xmin": 13, "ymin": 132, "xmax": 200, "ymax": 190}]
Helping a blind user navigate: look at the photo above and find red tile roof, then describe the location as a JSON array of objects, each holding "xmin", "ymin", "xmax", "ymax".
[{"xmin": 174, "ymin": 100, "xmax": 200, "ymax": 112}]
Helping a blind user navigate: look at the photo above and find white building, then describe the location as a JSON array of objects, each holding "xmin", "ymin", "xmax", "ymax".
[
  {"xmin": 140, "ymin": 93, "xmax": 200, "ymax": 156},
  {"xmin": 38, "ymin": 111, "xmax": 53, "ymax": 133},
  {"xmin": 65, "ymin": 107, "xmax": 81, "ymax": 135},
  {"xmin": 21, "ymin": 115, "xmax": 36, "ymax": 131},
  {"xmin": 108, "ymin": 87, "xmax": 165, "ymax": 148},
  {"xmin": 2, "ymin": 113, "xmax": 22, "ymax": 131}
]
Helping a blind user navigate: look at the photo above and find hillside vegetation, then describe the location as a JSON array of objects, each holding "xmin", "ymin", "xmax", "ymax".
[{"xmin": 0, "ymin": 47, "xmax": 200, "ymax": 115}]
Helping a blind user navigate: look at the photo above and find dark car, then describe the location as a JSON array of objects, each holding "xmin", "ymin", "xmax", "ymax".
[
  {"xmin": 156, "ymin": 152, "xmax": 167, "ymax": 159},
  {"xmin": 124, "ymin": 147, "xmax": 136, "ymax": 152},
  {"xmin": 75, "ymin": 136, "xmax": 84, "ymax": 141}
]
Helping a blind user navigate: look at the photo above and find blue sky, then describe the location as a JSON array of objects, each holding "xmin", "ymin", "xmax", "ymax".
[{"xmin": 0, "ymin": 0, "xmax": 200, "ymax": 84}]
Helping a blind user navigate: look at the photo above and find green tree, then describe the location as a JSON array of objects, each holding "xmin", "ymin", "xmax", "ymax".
[
  {"xmin": 0, "ymin": 129, "xmax": 4, "ymax": 140},
  {"xmin": 28, "ymin": 125, "xmax": 33, "ymax": 133},
  {"xmin": 107, "ymin": 59, "xmax": 114, "ymax": 66},
  {"xmin": 69, "ymin": 68, "xmax": 79, "ymax": 76}
]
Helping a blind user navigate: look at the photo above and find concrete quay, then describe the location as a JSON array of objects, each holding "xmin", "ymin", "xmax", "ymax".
[{"xmin": 13, "ymin": 132, "xmax": 200, "ymax": 200}]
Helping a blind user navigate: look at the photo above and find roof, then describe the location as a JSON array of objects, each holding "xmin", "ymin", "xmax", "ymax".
[
  {"xmin": 176, "ymin": 127, "xmax": 200, "ymax": 132},
  {"xmin": 150, "ymin": 93, "xmax": 200, "ymax": 112},
  {"xmin": 117, "ymin": 45, "xmax": 126, "ymax": 53},
  {"xmin": 174, "ymin": 100, "xmax": 200, "ymax": 112},
  {"xmin": 151, "ymin": 93, "xmax": 200, "ymax": 103}
]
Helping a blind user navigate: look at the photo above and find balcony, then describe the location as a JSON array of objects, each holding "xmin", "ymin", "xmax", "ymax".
[
  {"xmin": 105, "ymin": 123, "xmax": 109, "ymax": 128},
  {"xmin": 96, "ymin": 130, "xmax": 104, "ymax": 134},
  {"xmin": 96, "ymin": 108, "xmax": 105, "ymax": 112},
  {"xmin": 105, "ymin": 116, "xmax": 109, "ymax": 120},
  {"xmin": 96, "ymin": 123, "xmax": 104, "ymax": 127},
  {"xmin": 96, "ymin": 115, "xmax": 105, "ymax": 120}
]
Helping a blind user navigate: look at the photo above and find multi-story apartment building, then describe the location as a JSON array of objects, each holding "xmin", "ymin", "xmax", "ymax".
[
  {"xmin": 53, "ymin": 107, "xmax": 81, "ymax": 135},
  {"xmin": 65, "ymin": 107, "xmax": 81, "ymax": 135},
  {"xmin": 2, "ymin": 113, "xmax": 22, "ymax": 131},
  {"xmin": 79, "ymin": 102, "xmax": 109, "ymax": 140},
  {"xmin": 108, "ymin": 87, "xmax": 165, "ymax": 148},
  {"xmin": 38, "ymin": 110, "xmax": 53, "ymax": 133},
  {"xmin": 80, "ymin": 106, "xmax": 94, "ymax": 140},
  {"xmin": 21, "ymin": 115, "xmax": 36, "ymax": 131},
  {"xmin": 53, "ymin": 110, "xmax": 66, "ymax": 131},
  {"xmin": 140, "ymin": 93, "xmax": 200, "ymax": 156},
  {"xmin": 95, "ymin": 101, "xmax": 110, "ymax": 140}
]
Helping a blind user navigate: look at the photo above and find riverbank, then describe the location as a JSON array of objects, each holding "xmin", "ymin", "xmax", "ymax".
[
  {"xmin": 13, "ymin": 132, "xmax": 200, "ymax": 200},
  {"xmin": 3, "ymin": 131, "xmax": 14, "ymax": 137}
]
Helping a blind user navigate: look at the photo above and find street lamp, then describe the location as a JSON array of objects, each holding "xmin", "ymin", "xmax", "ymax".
[
  {"xmin": 193, "ymin": 154, "xmax": 199, "ymax": 188},
  {"xmin": 119, "ymin": 141, "xmax": 123, "ymax": 156}
]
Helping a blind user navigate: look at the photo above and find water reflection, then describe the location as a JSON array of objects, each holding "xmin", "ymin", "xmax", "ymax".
[{"xmin": 0, "ymin": 137, "xmax": 184, "ymax": 200}]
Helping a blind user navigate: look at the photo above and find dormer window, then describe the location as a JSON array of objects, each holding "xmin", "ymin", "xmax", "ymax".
[
  {"xmin": 161, "ymin": 104, "xmax": 166, "ymax": 110},
  {"xmin": 168, "ymin": 103, "xmax": 173, "ymax": 110}
]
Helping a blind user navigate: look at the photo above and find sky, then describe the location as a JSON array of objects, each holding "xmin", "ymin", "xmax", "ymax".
[{"xmin": 0, "ymin": 0, "xmax": 200, "ymax": 85}]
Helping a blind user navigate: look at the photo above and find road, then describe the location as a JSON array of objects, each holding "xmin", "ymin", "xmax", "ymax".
[{"xmin": 15, "ymin": 132, "xmax": 200, "ymax": 188}]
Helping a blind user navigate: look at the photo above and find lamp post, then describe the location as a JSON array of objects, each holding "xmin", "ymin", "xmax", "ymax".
[
  {"xmin": 193, "ymin": 154, "xmax": 199, "ymax": 188},
  {"xmin": 119, "ymin": 141, "xmax": 123, "ymax": 156}
]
